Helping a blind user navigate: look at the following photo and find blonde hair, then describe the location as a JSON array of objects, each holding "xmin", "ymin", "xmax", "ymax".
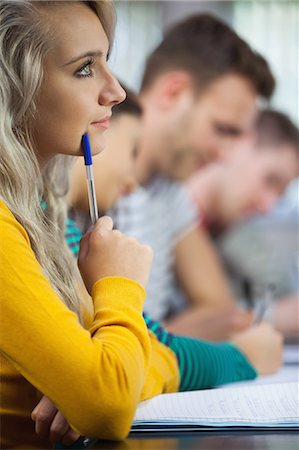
[{"xmin": 0, "ymin": 1, "xmax": 115, "ymax": 317}]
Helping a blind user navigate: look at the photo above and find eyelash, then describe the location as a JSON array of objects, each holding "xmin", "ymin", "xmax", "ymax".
[{"xmin": 75, "ymin": 58, "xmax": 95, "ymax": 78}]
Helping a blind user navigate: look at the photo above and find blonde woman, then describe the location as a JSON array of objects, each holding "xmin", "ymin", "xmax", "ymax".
[
  {"xmin": 0, "ymin": 1, "xmax": 156, "ymax": 447},
  {"xmin": 0, "ymin": 1, "xmax": 282, "ymax": 449}
]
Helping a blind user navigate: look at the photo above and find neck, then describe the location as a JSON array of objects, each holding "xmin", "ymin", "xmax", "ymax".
[
  {"xmin": 187, "ymin": 165, "xmax": 224, "ymax": 225},
  {"xmin": 135, "ymin": 136, "xmax": 157, "ymax": 185}
]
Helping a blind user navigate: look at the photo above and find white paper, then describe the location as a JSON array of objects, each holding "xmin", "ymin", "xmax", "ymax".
[
  {"xmin": 133, "ymin": 382, "xmax": 299, "ymax": 428},
  {"xmin": 283, "ymin": 345, "xmax": 299, "ymax": 365}
]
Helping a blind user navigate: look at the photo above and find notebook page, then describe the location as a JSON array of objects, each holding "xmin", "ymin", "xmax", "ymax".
[
  {"xmin": 134, "ymin": 382, "xmax": 299, "ymax": 426},
  {"xmin": 284, "ymin": 345, "xmax": 299, "ymax": 365}
]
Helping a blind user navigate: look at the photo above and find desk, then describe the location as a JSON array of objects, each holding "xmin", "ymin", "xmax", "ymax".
[
  {"xmin": 68, "ymin": 348, "xmax": 299, "ymax": 450},
  {"xmin": 90, "ymin": 431, "xmax": 299, "ymax": 450}
]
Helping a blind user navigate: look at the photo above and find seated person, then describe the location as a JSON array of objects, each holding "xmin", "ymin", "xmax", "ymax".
[
  {"xmin": 186, "ymin": 110, "xmax": 299, "ymax": 337},
  {"xmin": 67, "ymin": 85, "xmax": 283, "ymax": 399},
  {"xmin": 0, "ymin": 2, "xmax": 282, "ymax": 448},
  {"xmin": 91, "ymin": 14, "xmax": 277, "ymax": 340}
]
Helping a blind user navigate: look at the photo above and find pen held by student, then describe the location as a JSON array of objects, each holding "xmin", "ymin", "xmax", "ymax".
[{"xmin": 82, "ymin": 133, "xmax": 99, "ymax": 225}]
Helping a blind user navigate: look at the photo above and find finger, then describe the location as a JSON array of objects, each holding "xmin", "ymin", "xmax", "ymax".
[
  {"xmin": 32, "ymin": 396, "xmax": 57, "ymax": 439},
  {"xmin": 31, "ymin": 394, "xmax": 53, "ymax": 421},
  {"xmin": 93, "ymin": 216, "xmax": 113, "ymax": 233},
  {"xmin": 49, "ymin": 411, "xmax": 70, "ymax": 443},
  {"xmin": 78, "ymin": 228, "xmax": 92, "ymax": 260},
  {"xmin": 61, "ymin": 427, "xmax": 81, "ymax": 446},
  {"xmin": 31, "ymin": 395, "xmax": 55, "ymax": 421},
  {"xmin": 31, "ymin": 403, "xmax": 40, "ymax": 422}
]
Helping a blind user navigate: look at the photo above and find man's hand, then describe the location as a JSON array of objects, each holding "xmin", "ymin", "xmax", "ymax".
[{"xmin": 31, "ymin": 395, "xmax": 80, "ymax": 445}]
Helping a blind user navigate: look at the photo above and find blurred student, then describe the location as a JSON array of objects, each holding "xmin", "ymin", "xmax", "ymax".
[
  {"xmin": 0, "ymin": 2, "xmax": 282, "ymax": 447},
  {"xmin": 187, "ymin": 110, "xmax": 299, "ymax": 234},
  {"xmin": 69, "ymin": 87, "xmax": 141, "ymax": 236},
  {"xmin": 111, "ymin": 14, "xmax": 275, "ymax": 339},
  {"xmin": 186, "ymin": 110, "xmax": 299, "ymax": 337}
]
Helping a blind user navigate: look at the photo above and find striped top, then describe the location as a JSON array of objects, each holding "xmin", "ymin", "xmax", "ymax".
[
  {"xmin": 65, "ymin": 216, "xmax": 82, "ymax": 257},
  {"xmin": 111, "ymin": 177, "xmax": 198, "ymax": 321}
]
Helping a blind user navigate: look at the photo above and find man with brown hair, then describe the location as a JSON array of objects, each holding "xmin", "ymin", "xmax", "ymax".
[
  {"xmin": 113, "ymin": 14, "xmax": 276, "ymax": 340},
  {"xmin": 187, "ymin": 110, "xmax": 299, "ymax": 232},
  {"xmin": 186, "ymin": 109, "xmax": 299, "ymax": 338}
]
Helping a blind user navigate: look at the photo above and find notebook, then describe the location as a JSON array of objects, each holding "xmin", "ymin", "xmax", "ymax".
[{"xmin": 131, "ymin": 382, "xmax": 299, "ymax": 432}]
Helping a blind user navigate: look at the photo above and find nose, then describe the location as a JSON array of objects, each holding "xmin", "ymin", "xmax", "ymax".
[
  {"xmin": 98, "ymin": 70, "xmax": 126, "ymax": 107},
  {"xmin": 204, "ymin": 138, "xmax": 228, "ymax": 164},
  {"xmin": 256, "ymin": 191, "xmax": 278, "ymax": 214}
]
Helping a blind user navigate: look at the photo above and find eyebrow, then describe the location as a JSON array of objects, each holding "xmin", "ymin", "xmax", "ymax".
[{"xmin": 63, "ymin": 50, "xmax": 106, "ymax": 66}]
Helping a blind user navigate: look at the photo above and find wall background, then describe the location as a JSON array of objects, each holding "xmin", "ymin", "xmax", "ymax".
[{"xmin": 109, "ymin": 0, "xmax": 299, "ymax": 126}]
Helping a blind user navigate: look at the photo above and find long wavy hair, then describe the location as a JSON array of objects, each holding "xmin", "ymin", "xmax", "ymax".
[{"xmin": 0, "ymin": 1, "xmax": 115, "ymax": 318}]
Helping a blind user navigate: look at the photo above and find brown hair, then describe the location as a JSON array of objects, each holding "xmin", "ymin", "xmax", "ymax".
[
  {"xmin": 256, "ymin": 110, "xmax": 299, "ymax": 154},
  {"xmin": 141, "ymin": 14, "xmax": 275, "ymax": 100}
]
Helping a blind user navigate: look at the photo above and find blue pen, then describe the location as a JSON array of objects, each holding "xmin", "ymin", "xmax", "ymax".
[{"xmin": 81, "ymin": 133, "xmax": 99, "ymax": 225}]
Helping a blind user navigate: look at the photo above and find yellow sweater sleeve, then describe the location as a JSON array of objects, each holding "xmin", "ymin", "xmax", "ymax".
[{"xmin": 0, "ymin": 201, "xmax": 151, "ymax": 440}]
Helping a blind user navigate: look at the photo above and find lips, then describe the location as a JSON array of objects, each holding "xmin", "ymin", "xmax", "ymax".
[{"xmin": 91, "ymin": 115, "xmax": 111, "ymax": 129}]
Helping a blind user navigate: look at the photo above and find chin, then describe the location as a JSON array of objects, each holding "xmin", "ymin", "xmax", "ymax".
[
  {"xmin": 93, "ymin": 143, "xmax": 106, "ymax": 156},
  {"xmin": 89, "ymin": 135, "xmax": 107, "ymax": 156}
]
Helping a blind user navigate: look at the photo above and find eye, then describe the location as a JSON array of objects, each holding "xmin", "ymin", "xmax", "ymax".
[
  {"xmin": 214, "ymin": 123, "xmax": 242, "ymax": 137},
  {"xmin": 75, "ymin": 58, "xmax": 95, "ymax": 78},
  {"xmin": 132, "ymin": 145, "xmax": 140, "ymax": 160}
]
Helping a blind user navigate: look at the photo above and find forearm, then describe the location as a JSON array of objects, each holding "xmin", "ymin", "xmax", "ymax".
[
  {"xmin": 144, "ymin": 312, "xmax": 256, "ymax": 392},
  {"xmin": 164, "ymin": 304, "xmax": 239, "ymax": 340},
  {"xmin": 167, "ymin": 335, "xmax": 257, "ymax": 391},
  {"xmin": 175, "ymin": 228, "xmax": 235, "ymax": 310}
]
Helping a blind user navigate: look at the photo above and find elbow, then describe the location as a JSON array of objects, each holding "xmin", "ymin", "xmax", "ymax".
[{"xmin": 71, "ymin": 394, "xmax": 138, "ymax": 441}]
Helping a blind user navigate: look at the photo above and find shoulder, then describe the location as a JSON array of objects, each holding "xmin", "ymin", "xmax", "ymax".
[
  {"xmin": 0, "ymin": 200, "xmax": 29, "ymax": 244},
  {"xmin": 149, "ymin": 177, "xmax": 193, "ymax": 205}
]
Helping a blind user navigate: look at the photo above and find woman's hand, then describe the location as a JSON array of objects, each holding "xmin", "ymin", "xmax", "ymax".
[
  {"xmin": 231, "ymin": 322, "xmax": 283, "ymax": 375},
  {"xmin": 78, "ymin": 216, "xmax": 153, "ymax": 294},
  {"xmin": 31, "ymin": 395, "xmax": 80, "ymax": 445}
]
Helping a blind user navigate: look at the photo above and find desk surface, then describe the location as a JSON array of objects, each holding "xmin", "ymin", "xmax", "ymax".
[
  {"xmin": 68, "ymin": 350, "xmax": 299, "ymax": 450},
  {"xmin": 89, "ymin": 363, "xmax": 299, "ymax": 450},
  {"xmin": 91, "ymin": 431, "xmax": 299, "ymax": 450}
]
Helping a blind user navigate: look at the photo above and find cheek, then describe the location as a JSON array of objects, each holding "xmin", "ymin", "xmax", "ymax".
[
  {"xmin": 229, "ymin": 178, "xmax": 253, "ymax": 207},
  {"xmin": 35, "ymin": 75, "xmax": 102, "ymax": 157},
  {"xmin": 35, "ymin": 95, "xmax": 90, "ymax": 156}
]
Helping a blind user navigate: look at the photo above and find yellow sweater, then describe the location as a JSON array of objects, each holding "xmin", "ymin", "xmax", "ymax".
[{"xmin": 0, "ymin": 201, "xmax": 179, "ymax": 448}]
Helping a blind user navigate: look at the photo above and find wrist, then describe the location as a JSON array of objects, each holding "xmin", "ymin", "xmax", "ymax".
[{"xmin": 92, "ymin": 276, "xmax": 146, "ymax": 313}]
